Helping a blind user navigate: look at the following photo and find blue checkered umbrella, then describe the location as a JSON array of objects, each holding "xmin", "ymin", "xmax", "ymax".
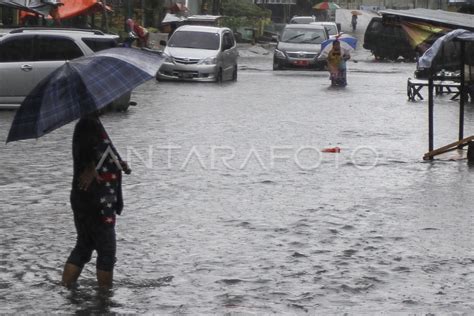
[{"xmin": 7, "ymin": 47, "xmax": 163, "ymax": 143}]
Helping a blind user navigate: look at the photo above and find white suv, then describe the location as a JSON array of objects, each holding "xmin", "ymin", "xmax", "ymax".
[{"xmin": 0, "ymin": 28, "xmax": 130, "ymax": 110}]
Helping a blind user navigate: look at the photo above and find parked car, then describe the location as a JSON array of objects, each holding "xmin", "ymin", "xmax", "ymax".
[
  {"xmin": 290, "ymin": 16, "xmax": 316, "ymax": 24},
  {"xmin": 157, "ymin": 25, "xmax": 238, "ymax": 82},
  {"xmin": 363, "ymin": 17, "xmax": 416, "ymax": 61},
  {"xmin": 0, "ymin": 27, "xmax": 131, "ymax": 110},
  {"xmin": 310, "ymin": 21, "xmax": 340, "ymax": 38},
  {"xmin": 273, "ymin": 24, "xmax": 329, "ymax": 70}
]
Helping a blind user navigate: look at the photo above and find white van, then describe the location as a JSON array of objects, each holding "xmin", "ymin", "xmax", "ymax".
[{"xmin": 157, "ymin": 25, "xmax": 238, "ymax": 82}]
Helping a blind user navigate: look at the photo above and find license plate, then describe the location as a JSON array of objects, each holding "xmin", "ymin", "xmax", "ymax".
[
  {"xmin": 178, "ymin": 73, "xmax": 194, "ymax": 79},
  {"xmin": 293, "ymin": 60, "xmax": 309, "ymax": 66}
]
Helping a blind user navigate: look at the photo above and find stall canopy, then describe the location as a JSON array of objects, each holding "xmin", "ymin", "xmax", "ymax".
[
  {"xmin": 418, "ymin": 29, "xmax": 474, "ymax": 72},
  {"xmin": 54, "ymin": 0, "xmax": 112, "ymax": 19},
  {"xmin": 161, "ymin": 13, "xmax": 187, "ymax": 25},
  {"xmin": 416, "ymin": 29, "xmax": 474, "ymax": 159},
  {"xmin": 0, "ymin": 0, "xmax": 62, "ymax": 16},
  {"xmin": 401, "ymin": 21, "xmax": 451, "ymax": 52},
  {"xmin": 3, "ymin": 0, "xmax": 113, "ymax": 21},
  {"xmin": 380, "ymin": 9, "xmax": 474, "ymax": 54}
]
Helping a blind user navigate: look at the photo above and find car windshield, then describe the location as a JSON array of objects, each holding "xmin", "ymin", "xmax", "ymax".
[
  {"xmin": 168, "ymin": 31, "xmax": 220, "ymax": 50},
  {"xmin": 281, "ymin": 29, "xmax": 325, "ymax": 44},
  {"xmin": 325, "ymin": 25, "xmax": 338, "ymax": 35},
  {"xmin": 291, "ymin": 17, "xmax": 314, "ymax": 24}
]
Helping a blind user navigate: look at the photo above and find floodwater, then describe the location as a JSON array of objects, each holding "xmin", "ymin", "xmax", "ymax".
[{"xmin": 1, "ymin": 11, "xmax": 474, "ymax": 315}]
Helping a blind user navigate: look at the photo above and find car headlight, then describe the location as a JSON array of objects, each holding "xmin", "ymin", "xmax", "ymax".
[
  {"xmin": 163, "ymin": 53, "xmax": 174, "ymax": 63},
  {"xmin": 274, "ymin": 49, "xmax": 286, "ymax": 59},
  {"xmin": 199, "ymin": 56, "xmax": 217, "ymax": 65}
]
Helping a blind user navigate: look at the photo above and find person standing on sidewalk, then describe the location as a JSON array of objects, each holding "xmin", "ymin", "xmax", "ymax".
[{"xmin": 351, "ymin": 14, "xmax": 358, "ymax": 31}]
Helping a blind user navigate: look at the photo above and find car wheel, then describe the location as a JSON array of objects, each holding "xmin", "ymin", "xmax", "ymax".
[
  {"xmin": 216, "ymin": 68, "xmax": 223, "ymax": 83},
  {"xmin": 402, "ymin": 53, "xmax": 415, "ymax": 62},
  {"xmin": 273, "ymin": 61, "xmax": 281, "ymax": 71},
  {"xmin": 231, "ymin": 65, "xmax": 238, "ymax": 81},
  {"xmin": 388, "ymin": 53, "xmax": 399, "ymax": 61}
]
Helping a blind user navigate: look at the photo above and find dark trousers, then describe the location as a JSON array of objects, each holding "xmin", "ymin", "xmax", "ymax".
[{"xmin": 66, "ymin": 191, "xmax": 116, "ymax": 271}]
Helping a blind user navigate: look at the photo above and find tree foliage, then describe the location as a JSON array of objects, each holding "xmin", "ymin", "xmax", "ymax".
[
  {"xmin": 220, "ymin": 0, "xmax": 271, "ymax": 32},
  {"xmin": 222, "ymin": 0, "xmax": 271, "ymax": 18}
]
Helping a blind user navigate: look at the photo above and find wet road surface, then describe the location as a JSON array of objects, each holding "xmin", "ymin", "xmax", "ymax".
[{"xmin": 1, "ymin": 11, "xmax": 474, "ymax": 314}]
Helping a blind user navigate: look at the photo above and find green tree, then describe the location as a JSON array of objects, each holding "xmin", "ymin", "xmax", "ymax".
[
  {"xmin": 144, "ymin": 0, "xmax": 165, "ymax": 28},
  {"xmin": 221, "ymin": 0, "xmax": 270, "ymax": 18},
  {"xmin": 220, "ymin": 0, "xmax": 271, "ymax": 35}
]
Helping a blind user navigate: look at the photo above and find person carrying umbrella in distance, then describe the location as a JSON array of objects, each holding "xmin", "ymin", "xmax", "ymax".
[
  {"xmin": 351, "ymin": 13, "xmax": 358, "ymax": 31},
  {"xmin": 350, "ymin": 11, "xmax": 362, "ymax": 32},
  {"xmin": 6, "ymin": 47, "xmax": 164, "ymax": 288}
]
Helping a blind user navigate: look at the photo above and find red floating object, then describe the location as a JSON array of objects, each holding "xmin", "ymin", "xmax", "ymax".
[{"xmin": 322, "ymin": 147, "xmax": 341, "ymax": 153}]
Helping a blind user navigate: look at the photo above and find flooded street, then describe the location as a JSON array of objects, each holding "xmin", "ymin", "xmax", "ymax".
[{"xmin": 1, "ymin": 20, "xmax": 474, "ymax": 314}]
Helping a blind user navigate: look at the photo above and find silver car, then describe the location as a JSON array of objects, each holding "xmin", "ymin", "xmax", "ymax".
[
  {"xmin": 0, "ymin": 28, "xmax": 130, "ymax": 110},
  {"xmin": 289, "ymin": 16, "xmax": 316, "ymax": 24},
  {"xmin": 157, "ymin": 25, "xmax": 238, "ymax": 82},
  {"xmin": 273, "ymin": 24, "xmax": 328, "ymax": 71}
]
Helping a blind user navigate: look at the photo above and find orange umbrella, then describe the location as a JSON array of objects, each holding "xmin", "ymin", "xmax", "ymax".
[{"xmin": 351, "ymin": 10, "xmax": 363, "ymax": 15}]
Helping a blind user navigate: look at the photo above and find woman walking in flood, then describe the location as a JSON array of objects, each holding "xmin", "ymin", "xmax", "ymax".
[{"xmin": 326, "ymin": 40, "xmax": 351, "ymax": 86}]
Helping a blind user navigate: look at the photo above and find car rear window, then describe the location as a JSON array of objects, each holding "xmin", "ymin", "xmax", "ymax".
[
  {"xmin": 168, "ymin": 31, "xmax": 220, "ymax": 50},
  {"xmin": 368, "ymin": 20, "xmax": 383, "ymax": 33},
  {"xmin": 281, "ymin": 28, "xmax": 326, "ymax": 44},
  {"xmin": 325, "ymin": 25, "xmax": 338, "ymax": 35},
  {"xmin": 82, "ymin": 38, "xmax": 118, "ymax": 52}
]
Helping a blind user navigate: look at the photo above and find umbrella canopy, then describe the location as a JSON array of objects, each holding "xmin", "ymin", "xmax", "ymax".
[
  {"xmin": 351, "ymin": 10, "xmax": 362, "ymax": 15},
  {"xmin": 319, "ymin": 34, "xmax": 357, "ymax": 58},
  {"xmin": 313, "ymin": 1, "xmax": 340, "ymax": 10},
  {"xmin": 7, "ymin": 47, "xmax": 163, "ymax": 143}
]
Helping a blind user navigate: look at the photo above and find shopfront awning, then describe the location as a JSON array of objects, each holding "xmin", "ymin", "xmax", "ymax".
[{"xmin": 55, "ymin": 0, "xmax": 112, "ymax": 19}]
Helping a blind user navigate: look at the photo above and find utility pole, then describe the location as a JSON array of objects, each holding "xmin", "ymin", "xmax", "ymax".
[
  {"xmin": 102, "ymin": 0, "xmax": 109, "ymax": 32},
  {"xmin": 142, "ymin": 0, "xmax": 145, "ymax": 25},
  {"xmin": 212, "ymin": 0, "xmax": 221, "ymax": 15},
  {"xmin": 127, "ymin": 0, "xmax": 132, "ymax": 19}
]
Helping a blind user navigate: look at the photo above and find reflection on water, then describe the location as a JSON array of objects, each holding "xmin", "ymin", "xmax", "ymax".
[{"xmin": 1, "ymin": 47, "xmax": 474, "ymax": 314}]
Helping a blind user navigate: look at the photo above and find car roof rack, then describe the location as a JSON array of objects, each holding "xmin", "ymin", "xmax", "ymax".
[{"xmin": 9, "ymin": 27, "xmax": 105, "ymax": 35}]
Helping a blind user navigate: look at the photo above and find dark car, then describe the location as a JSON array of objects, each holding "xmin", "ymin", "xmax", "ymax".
[
  {"xmin": 363, "ymin": 17, "xmax": 416, "ymax": 61},
  {"xmin": 273, "ymin": 24, "xmax": 328, "ymax": 70}
]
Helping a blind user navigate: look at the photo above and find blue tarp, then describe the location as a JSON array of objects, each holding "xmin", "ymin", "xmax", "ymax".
[{"xmin": 418, "ymin": 29, "xmax": 474, "ymax": 70}]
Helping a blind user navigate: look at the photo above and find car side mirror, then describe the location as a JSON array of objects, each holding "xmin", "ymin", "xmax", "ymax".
[{"xmin": 160, "ymin": 40, "xmax": 167, "ymax": 47}]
